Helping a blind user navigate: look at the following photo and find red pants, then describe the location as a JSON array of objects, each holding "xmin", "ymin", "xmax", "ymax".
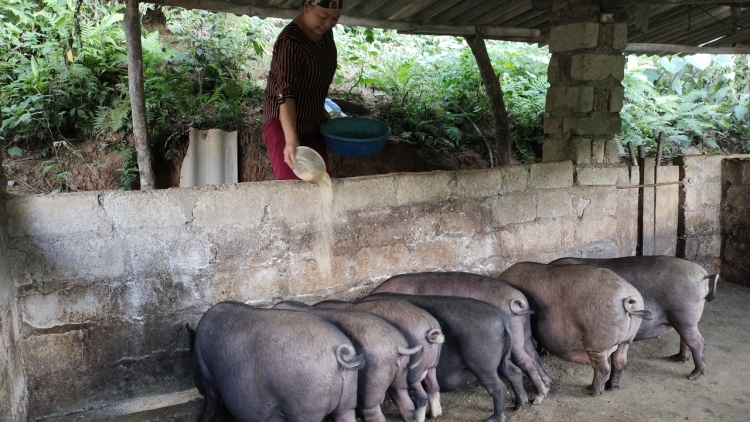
[{"xmin": 263, "ymin": 118, "xmax": 331, "ymax": 180}]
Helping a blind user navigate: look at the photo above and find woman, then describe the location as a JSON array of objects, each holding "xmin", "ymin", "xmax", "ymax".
[{"xmin": 262, "ymin": 0, "xmax": 343, "ymax": 180}]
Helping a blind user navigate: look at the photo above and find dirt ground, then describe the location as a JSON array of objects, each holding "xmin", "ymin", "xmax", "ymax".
[{"xmin": 137, "ymin": 281, "xmax": 750, "ymax": 422}]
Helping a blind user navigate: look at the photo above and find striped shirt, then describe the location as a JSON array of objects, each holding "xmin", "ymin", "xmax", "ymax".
[{"xmin": 262, "ymin": 22, "xmax": 338, "ymax": 135}]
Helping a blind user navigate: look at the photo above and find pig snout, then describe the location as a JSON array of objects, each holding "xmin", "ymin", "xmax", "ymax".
[{"xmin": 337, "ymin": 344, "xmax": 366, "ymax": 370}]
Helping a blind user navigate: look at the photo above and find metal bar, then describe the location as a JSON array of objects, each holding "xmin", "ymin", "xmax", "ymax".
[{"xmin": 616, "ymin": 181, "xmax": 686, "ymax": 189}]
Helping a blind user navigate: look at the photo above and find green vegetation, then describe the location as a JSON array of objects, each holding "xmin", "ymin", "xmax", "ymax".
[{"xmin": 1, "ymin": 0, "xmax": 748, "ymax": 189}]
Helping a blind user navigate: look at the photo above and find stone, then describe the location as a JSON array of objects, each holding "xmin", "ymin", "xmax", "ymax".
[{"xmin": 548, "ymin": 22, "xmax": 600, "ymax": 53}]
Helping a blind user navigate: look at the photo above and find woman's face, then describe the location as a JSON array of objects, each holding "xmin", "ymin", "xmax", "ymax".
[{"xmin": 303, "ymin": 3, "xmax": 341, "ymax": 35}]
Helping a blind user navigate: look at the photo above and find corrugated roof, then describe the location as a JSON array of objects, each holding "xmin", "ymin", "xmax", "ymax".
[{"xmin": 150, "ymin": 0, "xmax": 750, "ymax": 53}]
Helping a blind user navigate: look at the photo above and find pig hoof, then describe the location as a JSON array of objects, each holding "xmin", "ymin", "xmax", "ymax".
[
  {"xmin": 582, "ymin": 385, "xmax": 602, "ymax": 396},
  {"xmin": 687, "ymin": 369, "xmax": 705, "ymax": 380},
  {"xmin": 532, "ymin": 395, "xmax": 545, "ymax": 405},
  {"xmin": 668, "ymin": 353, "xmax": 690, "ymax": 363},
  {"xmin": 485, "ymin": 415, "xmax": 505, "ymax": 422}
]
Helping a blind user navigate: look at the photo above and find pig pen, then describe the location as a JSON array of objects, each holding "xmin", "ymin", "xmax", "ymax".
[
  {"xmin": 2, "ymin": 156, "xmax": 750, "ymax": 421},
  {"xmin": 138, "ymin": 281, "xmax": 750, "ymax": 422}
]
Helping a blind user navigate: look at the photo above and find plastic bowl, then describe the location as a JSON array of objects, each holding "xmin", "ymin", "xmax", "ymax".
[
  {"xmin": 319, "ymin": 117, "xmax": 392, "ymax": 158},
  {"xmin": 292, "ymin": 146, "xmax": 326, "ymax": 182}
]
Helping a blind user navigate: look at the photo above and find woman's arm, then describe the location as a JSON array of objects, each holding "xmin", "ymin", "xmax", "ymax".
[{"xmin": 279, "ymin": 98, "xmax": 299, "ymax": 169}]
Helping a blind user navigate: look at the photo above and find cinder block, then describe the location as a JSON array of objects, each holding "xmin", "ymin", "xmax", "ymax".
[
  {"xmin": 123, "ymin": 227, "xmax": 211, "ymax": 278},
  {"xmin": 530, "ymin": 161, "xmax": 574, "ymax": 189},
  {"xmin": 684, "ymin": 208, "xmax": 720, "ymax": 235},
  {"xmin": 591, "ymin": 139, "xmax": 606, "ymax": 163},
  {"xmin": 500, "ymin": 165, "xmax": 529, "ymax": 192},
  {"xmin": 211, "ymin": 266, "xmax": 281, "ymax": 303},
  {"xmin": 413, "ymin": 239, "xmax": 461, "ymax": 270},
  {"xmin": 542, "ymin": 138, "xmax": 570, "ymax": 162},
  {"xmin": 286, "ymin": 255, "xmax": 348, "ymax": 295},
  {"xmin": 548, "ymin": 56, "xmax": 560, "ymax": 84},
  {"xmin": 102, "ymin": 190, "xmax": 197, "ymax": 229},
  {"xmin": 7, "ymin": 194, "xmax": 104, "ymax": 237},
  {"xmin": 613, "ymin": 23, "xmax": 628, "ymax": 50},
  {"xmin": 724, "ymin": 185, "xmax": 750, "ymax": 208},
  {"xmin": 549, "ymin": 22, "xmax": 600, "ymax": 53},
  {"xmin": 536, "ymin": 190, "xmax": 573, "ymax": 219},
  {"xmin": 545, "ymin": 87, "xmax": 594, "ymax": 113},
  {"xmin": 517, "ymin": 221, "xmax": 562, "ymax": 251},
  {"xmin": 570, "ymin": 54, "xmax": 625, "ymax": 81},
  {"xmin": 333, "ymin": 175, "xmax": 395, "ymax": 214},
  {"xmin": 193, "ymin": 190, "xmax": 266, "ymax": 228},
  {"xmin": 267, "ymin": 183, "xmax": 329, "ymax": 227},
  {"xmin": 20, "ymin": 284, "xmax": 114, "ymax": 328},
  {"xmin": 565, "ymin": 116, "xmax": 622, "ymax": 136},
  {"xmin": 604, "ymin": 139, "xmax": 621, "ymax": 164},
  {"xmin": 12, "ymin": 234, "xmax": 125, "ymax": 280},
  {"xmin": 609, "ymin": 86, "xmax": 625, "ymax": 112},
  {"xmin": 576, "ymin": 167, "xmax": 620, "ymax": 186},
  {"xmin": 572, "ymin": 138, "xmax": 592, "ymax": 164},
  {"xmin": 396, "ymin": 171, "xmax": 452, "ymax": 205},
  {"xmin": 455, "ymin": 168, "xmax": 503, "ymax": 198},
  {"xmin": 544, "ymin": 117, "xmax": 564, "ymax": 135},
  {"xmin": 700, "ymin": 181, "xmax": 722, "ymax": 206},
  {"xmin": 354, "ymin": 244, "xmax": 410, "ymax": 282},
  {"xmin": 491, "ymin": 193, "xmax": 536, "ymax": 226}
]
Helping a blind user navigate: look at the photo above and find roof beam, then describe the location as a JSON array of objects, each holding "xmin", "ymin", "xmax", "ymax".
[
  {"xmin": 149, "ymin": 0, "xmax": 542, "ymax": 39},
  {"xmin": 624, "ymin": 42, "xmax": 750, "ymax": 53}
]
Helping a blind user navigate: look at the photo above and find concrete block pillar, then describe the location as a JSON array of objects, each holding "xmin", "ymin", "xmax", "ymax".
[{"xmin": 543, "ymin": 0, "xmax": 626, "ymax": 164}]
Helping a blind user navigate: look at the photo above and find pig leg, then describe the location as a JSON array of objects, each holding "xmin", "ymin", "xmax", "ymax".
[
  {"xmin": 388, "ymin": 384, "xmax": 418, "ymax": 422},
  {"xmin": 668, "ymin": 338, "xmax": 691, "ymax": 363},
  {"xmin": 673, "ymin": 324, "xmax": 706, "ymax": 379},
  {"xmin": 406, "ymin": 378, "xmax": 430, "ymax": 422},
  {"xmin": 583, "ymin": 350, "xmax": 610, "ymax": 396},
  {"xmin": 199, "ymin": 386, "xmax": 221, "ymax": 422},
  {"xmin": 422, "ymin": 368, "xmax": 442, "ymax": 419},
  {"xmin": 465, "ymin": 360, "xmax": 508, "ymax": 422},
  {"xmin": 511, "ymin": 319, "xmax": 550, "ymax": 403},
  {"xmin": 605, "ymin": 342, "xmax": 630, "ymax": 390},
  {"xmin": 331, "ymin": 409, "xmax": 358, "ymax": 422},
  {"xmin": 358, "ymin": 405, "xmax": 387, "ymax": 422},
  {"xmin": 498, "ymin": 357, "xmax": 528, "ymax": 410},
  {"xmin": 522, "ymin": 316, "xmax": 552, "ymax": 387}
]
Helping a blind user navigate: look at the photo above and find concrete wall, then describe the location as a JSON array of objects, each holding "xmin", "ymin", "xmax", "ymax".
[
  {"xmin": 1, "ymin": 163, "xmax": 29, "ymax": 421},
  {"xmin": 3, "ymin": 161, "xmax": 639, "ymax": 420},
  {"xmin": 676, "ymin": 154, "xmax": 750, "ymax": 274},
  {"xmin": 721, "ymin": 158, "xmax": 750, "ymax": 287}
]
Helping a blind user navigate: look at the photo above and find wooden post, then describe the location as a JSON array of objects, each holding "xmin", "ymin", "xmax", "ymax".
[
  {"xmin": 124, "ymin": 0, "xmax": 155, "ymax": 190},
  {"xmin": 627, "ymin": 141, "xmax": 638, "ymax": 166},
  {"xmin": 655, "ymin": 131, "xmax": 664, "ymax": 166},
  {"xmin": 638, "ymin": 145, "xmax": 645, "ymax": 161},
  {"xmin": 465, "ymin": 30, "xmax": 512, "ymax": 166}
]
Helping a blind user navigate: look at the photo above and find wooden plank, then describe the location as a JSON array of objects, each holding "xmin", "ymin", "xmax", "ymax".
[
  {"xmin": 387, "ymin": 0, "xmax": 440, "ymax": 21},
  {"xmin": 624, "ymin": 42, "xmax": 750, "ymax": 54},
  {"xmin": 640, "ymin": 157, "xmax": 657, "ymax": 255},
  {"xmin": 654, "ymin": 166, "xmax": 680, "ymax": 256},
  {"xmin": 635, "ymin": 4, "xmax": 650, "ymax": 34}
]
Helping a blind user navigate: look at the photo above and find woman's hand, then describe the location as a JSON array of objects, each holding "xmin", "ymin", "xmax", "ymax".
[
  {"xmin": 322, "ymin": 108, "xmax": 332, "ymax": 124},
  {"xmin": 284, "ymin": 138, "xmax": 299, "ymax": 169}
]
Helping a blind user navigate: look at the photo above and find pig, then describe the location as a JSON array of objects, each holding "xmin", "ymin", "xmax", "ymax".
[
  {"xmin": 362, "ymin": 293, "xmax": 526, "ymax": 422},
  {"xmin": 273, "ymin": 301, "xmax": 423, "ymax": 422},
  {"xmin": 372, "ymin": 271, "xmax": 550, "ymax": 404},
  {"xmin": 499, "ymin": 262, "xmax": 652, "ymax": 396},
  {"xmin": 315, "ymin": 299, "xmax": 445, "ymax": 422},
  {"xmin": 550, "ymin": 255, "xmax": 719, "ymax": 380},
  {"xmin": 190, "ymin": 301, "xmax": 365, "ymax": 422}
]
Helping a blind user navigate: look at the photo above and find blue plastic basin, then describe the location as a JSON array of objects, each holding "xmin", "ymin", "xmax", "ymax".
[{"xmin": 319, "ymin": 117, "xmax": 392, "ymax": 158}]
